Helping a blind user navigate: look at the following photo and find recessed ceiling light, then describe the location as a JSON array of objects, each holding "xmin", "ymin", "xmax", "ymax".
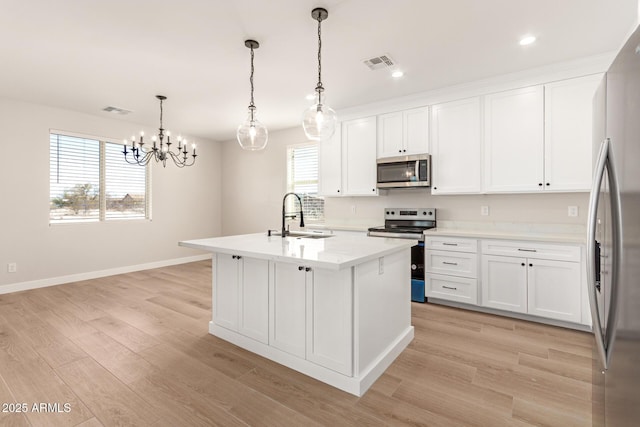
[
  {"xmin": 519, "ymin": 35, "xmax": 536, "ymax": 46},
  {"xmin": 391, "ymin": 70, "xmax": 404, "ymax": 78}
]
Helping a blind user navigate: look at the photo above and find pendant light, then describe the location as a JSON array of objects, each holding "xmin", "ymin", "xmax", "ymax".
[
  {"xmin": 237, "ymin": 40, "xmax": 268, "ymax": 151},
  {"xmin": 302, "ymin": 7, "xmax": 337, "ymax": 141}
]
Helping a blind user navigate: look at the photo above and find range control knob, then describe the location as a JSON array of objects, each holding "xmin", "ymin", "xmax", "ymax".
[
  {"xmin": 428, "ymin": 211, "xmax": 433, "ymax": 216},
  {"xmin": 423, "ymin": 211, "xmax": 427, "ymax": 215}
]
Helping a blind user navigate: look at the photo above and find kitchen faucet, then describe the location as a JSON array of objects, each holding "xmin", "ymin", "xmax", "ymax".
[{"xmin": 281, "ymin": 192, "xmax": 305, "ymax": 237}]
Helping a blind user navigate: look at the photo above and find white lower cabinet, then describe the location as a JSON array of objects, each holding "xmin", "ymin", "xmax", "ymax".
[
  {"xmin": 426, "ymin": 237, "xmax": 479, "ymax": 304},
  {"xmin": 270, "ymin": 262, "xmax": 353, "ymax": 376},
  {"xmin": 527, "ymin": 258, "xmax": 581, "ymax": 323},
  {"xmin": 270, "ymin": 262, "xmax": 307, "ymax": 357},
  {"xmin": 481, "ymin": 255, "xmax": 528, "ymax": 313},
  {"xmin": 480, "ymin": 240, "xmax": 583, "ymax": 323},
  {"xmin": 214, "ymin": 253, "xmax": 269, "ymax": 343}
]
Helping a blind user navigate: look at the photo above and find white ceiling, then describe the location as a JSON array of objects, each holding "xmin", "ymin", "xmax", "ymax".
[{"xmin": 1, "ymin": 0, "xmax": 637, "ymax": 142}]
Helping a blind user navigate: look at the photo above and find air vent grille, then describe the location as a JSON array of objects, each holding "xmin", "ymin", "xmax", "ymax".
[
  {"xmin": 363, "ymin": 54, "xmax": 395, "ymax": 70},
  {"xmin": 103, "ymin": 106, "xmax": 132, "ymax": 115}
]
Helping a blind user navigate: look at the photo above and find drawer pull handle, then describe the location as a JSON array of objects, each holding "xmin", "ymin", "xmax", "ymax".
[
  {"xmin": 442, "ymin": 243, "xmax": 458, "ymax": 246},
  {"xmin": 442, "ymin": 262, "xmax": 458, "ymax": 266},
  {"xmin": 517, "ymin": 248, "xmax": 537, "ymax": 252},
  {"xmin": 442, "ymin": 285, "xmax": 458, "ymax": 290}
]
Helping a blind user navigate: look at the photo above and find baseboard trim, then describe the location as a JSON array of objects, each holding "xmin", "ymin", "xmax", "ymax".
[{"xmin": 0, "ymin": 254, "xmax": 212, "ymax": 295}]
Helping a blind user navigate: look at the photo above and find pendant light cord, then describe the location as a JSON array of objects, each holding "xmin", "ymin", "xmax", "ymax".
[
  {"xmin": 159, "ymin": 98, "xmax": 164, "ymax": 129},
  {"xmin": 249, "ymin": 46, "xmax": 256, "ymax": 108},
  {"xmin": 316, "ymin": 15, "xmax": 323, "ymax": 92}
]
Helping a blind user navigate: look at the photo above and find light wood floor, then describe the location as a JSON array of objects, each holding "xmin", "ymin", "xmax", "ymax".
[{"xmin": 0, "ymin": 260, "xmax": 594, "ymax": 426}]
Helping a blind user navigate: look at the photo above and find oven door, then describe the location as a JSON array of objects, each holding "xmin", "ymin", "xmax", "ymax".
[{"xmin": 377, "ymin": 155, "xmax": 430, "ymax": 188}]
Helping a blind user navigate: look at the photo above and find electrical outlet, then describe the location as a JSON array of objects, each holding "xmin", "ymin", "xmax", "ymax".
[
  {"xmin": 378, "ymin": 257, "xmax": 384, "ymax": 274},
  {"xmin": 7, "ymin": 263, "xmax": 17, "ymax": 273},
  {"xmin": 568, "ymin": 206, "xmax": 579, "ymax": 217},
  {"xmin": 480, "ymin": 206, "xmax": 490, "ymax": 216}
]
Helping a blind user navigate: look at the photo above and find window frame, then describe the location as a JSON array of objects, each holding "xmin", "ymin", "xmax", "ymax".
[{"xmin": 49, "ymin": 129, "xmax": 151, "ymax": 225}]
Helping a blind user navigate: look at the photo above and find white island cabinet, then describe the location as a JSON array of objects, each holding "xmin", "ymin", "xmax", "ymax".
[{"xmin": 179, "ymin": 233, "xmax": 415, "ymax": 396}]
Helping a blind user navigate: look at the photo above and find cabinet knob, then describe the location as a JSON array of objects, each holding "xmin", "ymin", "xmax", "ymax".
[
  {"xmin": 546, "ymin": 183, "xmax": 550, "ymax": 186},
  {"xmin": 298, "ymin": 266, "xmax": 304, "ymax": 271},
  {"xmin": 237, "ymin": 256, "xmax": 242, "ymax": 259},
  {"xmin": 398, "ymin": 150, "xmax": 402, "ymax": 153},
  {"xmin": 433, "ymin": 187, "xmax": 437, "ymax": 190},
  {"xmin": 403, "ymin": 149, "xmax": 406, "ymax": 153},
  {"xmin": 305, "ymin": 267, "xmax": 312, "ymax": 272},
  {"xmin": 232, "ymin": 255, "xmax": 237, "ymax": 259},
  {"xmin": 337, "ymin": 189, "xmax": 340, "ymax": 193},
  {"xmin": 529, "ymin": 263, "xmax": 533, "ymax": 267},
  {"xmin": 538, "ymin": 183, "xmax": 543, "ymax": 186},
  {"xmin": 521, "ymin": 263, "xmax": 525, "ymax": 266},
  {"xmin": 372, "ymin": 188, "xmax": 376, "ymax": 192}
]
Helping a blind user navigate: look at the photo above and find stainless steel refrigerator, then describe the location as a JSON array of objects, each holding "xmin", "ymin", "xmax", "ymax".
[{"xmin": 588, "ymin": 23, "xmax": 640, "ymax": 427}]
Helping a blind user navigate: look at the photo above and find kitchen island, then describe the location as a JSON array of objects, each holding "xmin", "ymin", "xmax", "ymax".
[{"xmin": 179, "ymin": 232, "xmax": 416, "ymax": 396}]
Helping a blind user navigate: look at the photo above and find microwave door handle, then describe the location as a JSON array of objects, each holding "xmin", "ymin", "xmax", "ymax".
[
  {"xmin": 587, "ymin": 138, "xmax": 609, "ymax": 370},
  {"xmin": 415, "ymin": 161, "xmax": 420, "ymax": 181}
]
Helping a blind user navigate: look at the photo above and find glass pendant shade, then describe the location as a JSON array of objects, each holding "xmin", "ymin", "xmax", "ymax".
[
  {"xmin": 237, "ymin": 107, "xmax": 268, "ymax": 151},
  {"xmin": 302, "ymin": 92, "xmax": 337, "ymax": 141}
]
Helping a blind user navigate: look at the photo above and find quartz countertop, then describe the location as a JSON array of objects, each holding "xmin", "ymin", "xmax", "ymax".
[
  {"xmin": 423, "ymin": 221, "xmax": 587, "ymax": 244},
  {"xmin": 179, "ymin": 233, "xmax": 416, "ymax": 270}
]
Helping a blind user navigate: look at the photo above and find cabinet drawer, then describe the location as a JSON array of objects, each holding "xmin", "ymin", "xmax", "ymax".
[
  {"xmin": 425, "ymin": 237, "xmax": 478, "ymax": 253},
  {"xmin": 426, "ymin": 274, "xmax": 478, "ymax": 305},
  {"xmin": 426, "ymin": 250, "xmax": 478, "ymax": 278},
  {"xmin": 481, "ymin": 240, "xmax": 580, "ymax": 262}
]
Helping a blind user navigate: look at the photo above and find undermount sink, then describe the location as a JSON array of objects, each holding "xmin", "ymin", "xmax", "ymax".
[{"xmin": 268, "ymin": 231, "xmax": 334, "ymax": 239}]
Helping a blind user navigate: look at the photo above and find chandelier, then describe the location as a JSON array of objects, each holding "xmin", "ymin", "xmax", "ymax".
[
  {"xmin": 302, "ymin": 7, "xmax": 337, "ymax": 141},
  {"xmin": 237, "ymin": 39, "xmax": 268, "ymax": 150},
  {"xmin": 123, "ymin": 95, "xmax": 197, "ymax": 167}
]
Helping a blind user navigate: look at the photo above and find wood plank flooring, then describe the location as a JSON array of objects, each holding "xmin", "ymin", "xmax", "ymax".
[{"xmin": 0, "ymin": 260, "xmax": 594, "ymax": 426}]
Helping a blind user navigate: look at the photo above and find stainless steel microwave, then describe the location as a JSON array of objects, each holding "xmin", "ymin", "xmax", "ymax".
[{"xmin": 376, "ymin": 154, "xmax": 431, "ymax": 188}]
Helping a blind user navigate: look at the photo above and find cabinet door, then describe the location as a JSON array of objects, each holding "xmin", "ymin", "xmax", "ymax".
[
  {"xmin": 238, "ymin": 257, "xmax": 270, "ymax": 344},
  {"xmin": 214, "ymin": 253, "xmax": 239, "ymax": 331},
  {"xmin": 342, "ymin": 117, "xmax": 378, "ymax": 196},
  {"xmin": 403, "ymin": 107, "xmax": 429, "ymax": 156},
  {"xmin": 544, "ymin": 74, "xmax": 602, "ymax": 191},
  {"xmin": 481, "ymin": 255, "xmax": 528, "ymax": 313},
  {"xmin": 527, "ymin": 258, "xmax": 581, "ymax": 323},
  {"xmin": 377, "ymin": 112, "xmax": 403, "ymax": 158},
  {"xmin": 270, "ymin": 263, "xmax": 306, "ymax": 358},
  {"xmin": 318, "ymin": 129, "xmax": 342, "ymax": 196},
  {"xmin": 431, "ymin": 97, "xmax": 482, "ymax": 194},
  {"xmin": 484, "ymin": 86, "xmax": 544, "ymax": 193},
  {"xmin": 306, "ymin": 268, "xmax": 353, "ymax": 376}
]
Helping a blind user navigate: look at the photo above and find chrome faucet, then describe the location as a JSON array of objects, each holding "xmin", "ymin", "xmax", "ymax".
[{"xmin": 282, "ymin": 192, "xmax": 305, "ymax": 237}]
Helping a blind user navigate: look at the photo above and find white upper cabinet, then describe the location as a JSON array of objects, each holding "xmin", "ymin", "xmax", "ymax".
[
  {"xmin": 377, "ymin": 107, "xmax": 429, "ymax": 158},
  {"xmin": 430, "ymin": 97, "xmax": 482, "ymax": 194},
  {"xmin": 544, "ymin": 74, "xmax": 602, "ymax": 191},
  {"xmin": 342, "ymin": 116, "xmax": 378, "ymax": 196},
  {"xmin": 318, "ymin": 129, "xmax": 342, "ymax": 196},
  {"xmin": 483, "ymin": 86, "xmax": 544, "ymax": 193}
]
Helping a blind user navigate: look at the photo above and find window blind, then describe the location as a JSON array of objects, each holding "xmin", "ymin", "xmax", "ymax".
[
  {"xmin": 286, "ymin": 143, "xmax": 324, "ymax": 221},
  {"xmin": 49, "ymin": 134, "xmax": 100, "ymax": 222},
  {"xmin": 49, "ymin": 132, "xmax": 149, "ymax": 223},
  {"xmin": 104, "ymin": 142, "xmax": 147, "ymax": 219}
]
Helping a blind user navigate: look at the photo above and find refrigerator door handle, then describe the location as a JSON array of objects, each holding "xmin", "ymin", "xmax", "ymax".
[
  {"xmin": 606, "ymin": 137, "xmax": 623, "ymax": 369},
  {"xmin": 587, "ymin": 138, "xmax": 610, "ymax": 370}
]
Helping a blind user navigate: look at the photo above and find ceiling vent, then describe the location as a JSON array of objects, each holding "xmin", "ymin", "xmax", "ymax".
[
  {"xmin": 103, "ymin": 106, "xmax": 132, "ymax": 115},
  {"xmin": 363, "ymin": 54, "xmax": 395, "ymax": 71}
]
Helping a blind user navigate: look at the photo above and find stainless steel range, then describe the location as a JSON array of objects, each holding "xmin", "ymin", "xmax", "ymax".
[{"xmin": 367, "ymin": 208, "xmax": 436, "ymax": 302}]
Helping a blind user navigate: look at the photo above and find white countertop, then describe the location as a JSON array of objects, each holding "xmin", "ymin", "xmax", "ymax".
[
  {"xmin": 423, "ymin": 221, "xmax": 586, "ymax": 244},
  {"xmin": 179, "ymin": 233, "xmax": 416, "ymax": 270}
]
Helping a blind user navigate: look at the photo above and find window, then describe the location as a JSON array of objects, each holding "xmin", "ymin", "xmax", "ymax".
[
  {"xmin": 49, "ymin": 132, "xmax": 149, "ymax": 223},
  {"xmin": 286, "ymin": 142, "xmax": 324, "ymax": 222}
]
